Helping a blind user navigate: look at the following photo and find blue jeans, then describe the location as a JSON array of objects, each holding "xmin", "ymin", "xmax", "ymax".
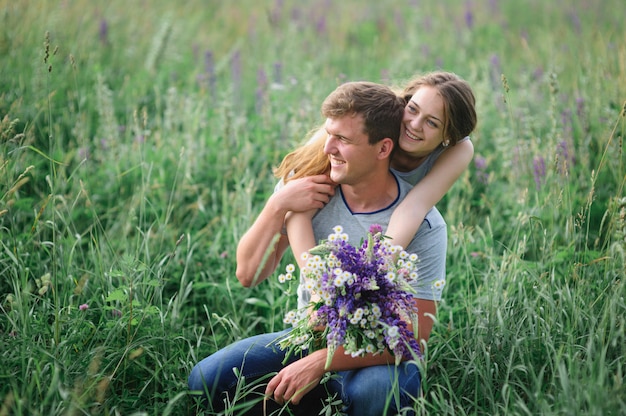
[{"xmin": 188, "ymin": 329, "xmax": 421, "ymax": 415}]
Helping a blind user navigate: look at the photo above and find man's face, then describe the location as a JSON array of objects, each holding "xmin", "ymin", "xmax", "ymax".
[
  {"xmin": 323, "ymin": 114, "xmax": 378, "ymax": 185},
  {"xmin": 399, "ymin": 85, "xmax": 447, "ymax": 158}
]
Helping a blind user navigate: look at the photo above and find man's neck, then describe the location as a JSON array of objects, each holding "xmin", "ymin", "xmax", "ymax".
[{"xmin": 340, "ymin": 171, "xmax": 398, "ymax": 213}]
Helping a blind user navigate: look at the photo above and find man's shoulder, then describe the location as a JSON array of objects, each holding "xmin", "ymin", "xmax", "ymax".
[{"xmin": 395, "ymin": 173, "xmax": 412, "ymax": 193}]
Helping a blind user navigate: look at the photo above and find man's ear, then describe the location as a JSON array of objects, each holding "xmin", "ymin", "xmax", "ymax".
[{"xmin": 377, "ymin": 137, "xmax": 395, "ymax": 160}]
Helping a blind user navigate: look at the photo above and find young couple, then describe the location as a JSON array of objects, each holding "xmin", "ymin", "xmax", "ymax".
[{"xmin": 189, "ymin": 71, "xmax": 477, "ymax": 415}]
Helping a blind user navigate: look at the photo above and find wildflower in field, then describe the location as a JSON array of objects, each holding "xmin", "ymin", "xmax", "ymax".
[
  {"xmin": 231, "ymin": 50, "xmax": 241, "ymax": 97},
  {"xmin": 533, "ymin": 155, "xmax": 546, "ymax": 190},
  {"xmin": 273, "ymin": 61, "xmax": 282, "ymax": 84},
  {"xmin": 278, "ymin": 224, "xmax": 421, "ymax": 368},
  {"xmin": 278, "ymin": 264, "xmax": 296, "ymax": 283},
  {"xmin": 465, "ymin": 7, "xmax": 474, "ymax": 29},
  {"xmin": 576, "ymin": 96, "xmax": 585, "ymax": 121},
  {"xmin": 79, "ymin": 303, "xmax": 89, "ymax": 311},
  {"xmin": 433, "ymin": 279, "xmax": 446, "ymax": 291},
  {"xmin": 77, "ymin": 147, "xmax": 90, "ymax": 161},
  {"xmin": 199, "ymin": 50, "xmax": 217, "ymax": 98},
  {"xmin": 474, "ymin": 156, "xmax": 489, "ymax": 184},
  {"xmin": 556, "ymin": 139, "xmax": 575, "ymax": 175},
  {"xmin": 99, "ymin": 18, "xmax": 109, "ymax": 45}
]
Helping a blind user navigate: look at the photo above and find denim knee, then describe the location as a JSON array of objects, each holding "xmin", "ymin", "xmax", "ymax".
[
  {"xmin": 336, "ymin": 362, "xmax": 421, "ymax": 416},
  {"xmin": 187, "ymin": 329, "xmax": 293, "ymax": 409}
]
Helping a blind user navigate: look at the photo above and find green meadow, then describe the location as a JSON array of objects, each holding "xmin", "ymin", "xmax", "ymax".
[{"xmin": 1, "ymin": 0, "xmax": 625, "ymax": 414}]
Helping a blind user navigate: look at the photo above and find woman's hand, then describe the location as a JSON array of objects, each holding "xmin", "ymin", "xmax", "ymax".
[{"xmin": 279, "ymin": 174, "xmax": 336, "ymax": 212}]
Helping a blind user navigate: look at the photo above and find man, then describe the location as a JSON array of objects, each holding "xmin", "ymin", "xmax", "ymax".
[{"xmin": 189, "ymin": 82, "xmax": 447, "ymax": 415}]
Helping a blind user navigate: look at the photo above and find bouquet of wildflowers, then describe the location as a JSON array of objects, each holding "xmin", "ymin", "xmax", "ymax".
[{"xmin": 277, "ymin": 224, "xmax": 422, "ymax": 369}]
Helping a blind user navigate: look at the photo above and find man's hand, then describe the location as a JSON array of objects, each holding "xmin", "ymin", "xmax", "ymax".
[
  {"xmin": 274, "ymin": 174, "xmax": 336, "ymax": 213},
  {"xmin": 265, "ymin": 352, "xmax": 326, "ymax": 405}
]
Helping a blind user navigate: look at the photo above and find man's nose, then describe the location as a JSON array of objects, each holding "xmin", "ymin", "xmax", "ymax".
[{"xmin": 324, "ymin": 135, "xmax": 336, "ymax": 154}]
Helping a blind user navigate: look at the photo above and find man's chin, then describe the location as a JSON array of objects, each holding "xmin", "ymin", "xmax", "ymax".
[{"xmin": 328, "ymin": 170, "xmax": 341, "ymax": 183}]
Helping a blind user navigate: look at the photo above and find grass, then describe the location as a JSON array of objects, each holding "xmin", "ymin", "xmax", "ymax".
[{"xmin": 1, "ymin": 0, "xmax": 625, "ymax": 414}]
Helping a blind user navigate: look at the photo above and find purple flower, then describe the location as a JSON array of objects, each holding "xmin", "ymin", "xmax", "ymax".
[
  {"xmin": 273, "ymin": 62, "xmax": 283, "ymax": 84},
  {"xmin": 490, "ymin": 54, "xmax": 502, "ymax": 87},
  {"xmin": 394, "ymin": 11, "xmax": 404, "ymax": 33},
  {"xmin": 556, "ymin": 140, "xmax": 575, "ymax": 174},
  {"xmin": 533, "ymin": 156, "xmax": 546, "ymax": 190},
  {"xmin": 231, "ymin": 50, "xmax": 241, "ymax": 100},
  {"xmin": 315, "ymin": 16, "xmax": 326, "ymax": 34},
  {"xmin": 257, "ymin": 68, "xmax": 267, "ymax": 89},
  {"xmin": 576, "ymin": 96, "xmax": 586, "ymax": 121},
  {"xmin": 422, "ymin": 15, "xmax": 432, "ymax": 32},
  {"xmin": 369, "ymin": 224, "xmax": 383, "ymax": 235},
  {"xmin": 78, "ymin": 146, "xmax": 90, "ymax": 161},
  {"xmin": 269, "ymin": 0, "xmax": 284, "ymax": 24},
  {"xmin": 464, "ymin": 2, "xmax": 474, "ymax": 29},
  {"xmin": 204, "ymin": 50, "xmax": 217, "ymax": 98},
  {"xmin": 99, "ymin": 19, "xmax": 109, "ymax": 45},
  {"xmin": 256, "ymin": 68, "xmax": 268, "ymax": 113},
  {"xmin": 474, "ymin": 156, "xmax": 489, "ymax": 184},
  {"xmin": 279, "ymin": 225, "xmax": 422, "ymax": 365},
  {"xmin": 79, "ymin": 303, "xmax": 89, "ymax": 311},
  {"xmin": 488, "ymin": 0, "xmax": 499, "ymax": 14},
  {"xmin": 569, "ymin": 11, "xmax": 581, "ymax": 34}
]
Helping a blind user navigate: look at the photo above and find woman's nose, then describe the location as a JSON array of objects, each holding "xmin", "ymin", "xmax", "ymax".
[{"xmin": 409, "ymin": 116, "xmax": 423, "ymax": 131}]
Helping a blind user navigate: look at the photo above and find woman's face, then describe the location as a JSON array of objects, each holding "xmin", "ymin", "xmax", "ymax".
[{"xmin": 398, "ymin": 85, "xmax": 447, "ymax": 158}]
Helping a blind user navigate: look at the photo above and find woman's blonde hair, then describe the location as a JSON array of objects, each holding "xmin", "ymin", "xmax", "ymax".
[{"xmin": 273, "ymin": 126, "xmax": 329, "ymax": 183}]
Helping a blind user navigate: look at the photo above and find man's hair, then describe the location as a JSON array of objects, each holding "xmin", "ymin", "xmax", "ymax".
[
  {"xmin": 321, "ymin": 81, "xmax": 405, "ymax": 146},
  {"xmin": 400, "ymin": 72, "xmax": 477, "ymax": 146}
]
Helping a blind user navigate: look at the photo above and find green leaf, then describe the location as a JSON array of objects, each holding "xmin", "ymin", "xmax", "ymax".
[{"xmin": 106, "ymin": 288, "xmax": 127, "ymax": 302}]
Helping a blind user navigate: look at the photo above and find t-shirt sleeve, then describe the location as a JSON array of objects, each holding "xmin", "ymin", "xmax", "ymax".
[{"xmin": 405, "ymin": 207, "xmax": 447, "ymax": 301}]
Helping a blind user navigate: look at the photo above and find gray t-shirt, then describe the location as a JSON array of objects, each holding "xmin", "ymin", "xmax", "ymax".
[
  {"xmin": 297, "ymin": 173, "xmax": 447, "ymax": 308},
  {"xmin": 390, "ymin": 136, "xmax": 470, "ymax": 185}
]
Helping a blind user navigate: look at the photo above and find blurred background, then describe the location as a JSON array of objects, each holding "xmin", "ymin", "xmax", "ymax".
[{"xmin": 1, "ymin": 1, "xmax": 624, "ymax": 414}]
